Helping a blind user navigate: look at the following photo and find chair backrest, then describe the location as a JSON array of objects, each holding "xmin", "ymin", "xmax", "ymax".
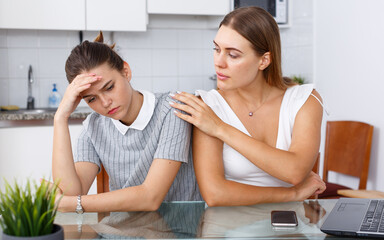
[
  {"xmin": 312, "ymin": 152, "xmax": 320, "ymax": 174},
  {"xmin": 97, "ymin": 164, "xmax": 110, "ymax": 193},
  {"xmin": 307, "ymin": 153, "xmax": 320, "ymax": 199},
  {"xmin": 322, "ymin": 121, "xmax": 374, "ymax": 189}
]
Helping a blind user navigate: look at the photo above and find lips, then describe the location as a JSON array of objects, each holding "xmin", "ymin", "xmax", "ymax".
[
  {"xmin": 108, "ymin": 107, "xmax": 119, "ymax": 115},
  {"xmin": 216, "ymin": 72, "xmax": 229, "ymax": 80}
]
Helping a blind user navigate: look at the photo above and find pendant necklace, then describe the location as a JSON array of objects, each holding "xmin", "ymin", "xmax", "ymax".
[{"xmin": 248, "ymin": 87, "xmax": 272, "ymax": 117}]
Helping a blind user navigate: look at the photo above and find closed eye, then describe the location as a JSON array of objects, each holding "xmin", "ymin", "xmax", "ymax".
[
  {"xmin": 228, "ymin": 52, "xmax": 238, "ymax": 59},
  {"xmin": 87, "ymin": 97, "xmax": 96, "ymax": 103},
  {"xmin": 106, "ymin": 83, "xmax": 114, "ymax": 91}
]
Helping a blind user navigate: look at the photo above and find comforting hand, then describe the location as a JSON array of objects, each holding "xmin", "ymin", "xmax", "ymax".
[
  {"xmin": 292, "ymin": 172, "xmax": 326, "ymax": 201},
  {"xmin": 56, "ymin": 73, "xmax": 101, "ymax": 119},
  {"xmin": 169, "ymin": 91, "xmax": 225, "ymax": 138}
]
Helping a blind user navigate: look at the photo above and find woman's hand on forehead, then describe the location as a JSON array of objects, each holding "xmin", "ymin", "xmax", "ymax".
[{"xmin": 55, "ymin": 73, "xmax": 101, "ymax": 118}]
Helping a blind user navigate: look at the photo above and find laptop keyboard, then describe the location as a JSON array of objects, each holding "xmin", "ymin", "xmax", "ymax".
[{"xmin": 360, "ymin": 200, "xmax": 384, "ymax": 232}]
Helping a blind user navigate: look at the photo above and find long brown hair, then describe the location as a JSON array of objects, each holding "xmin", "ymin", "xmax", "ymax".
[
  {"xmin": 220, "ymin": 7, "xmax": 294, "ymax": 89},
  {"xmin": 65, "ymin": 31, "xmax": 124, "ymax": 83}
]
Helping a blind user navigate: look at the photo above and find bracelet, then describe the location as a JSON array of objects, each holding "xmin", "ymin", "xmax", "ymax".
[{"xmin": 75, "ymin": 195, "xmax": 84, "ymax": 214}]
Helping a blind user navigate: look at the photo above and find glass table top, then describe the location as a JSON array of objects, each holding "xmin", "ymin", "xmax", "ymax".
[
  {"xmin": 42, "ymin": 199, "xmax": 356, "ymax": 239},
  {"xmin": 3, "ymin": 199, "xmax": 367, "ymax": 239}
]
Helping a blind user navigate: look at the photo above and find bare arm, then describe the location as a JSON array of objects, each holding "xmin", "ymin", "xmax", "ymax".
[
  {"xmin": 193, "ymin": 127, "xmax": 325, "ymax": 207},
  {"xmin": 52, "ymin": 73, "xmax": 101, "ymax": 195},
  {"xmin": 57, "ymin": 158, "xmax": 181, "ymax": 212},
  {"xmin": 171, "ymin": 91, "xmax": 323, "ymax": 185},
  {"xmin": 52, "ymin": 116, "xmax": 99, "ymax": 195}
]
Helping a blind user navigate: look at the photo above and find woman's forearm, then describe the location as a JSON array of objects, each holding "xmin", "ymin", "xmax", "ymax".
[
  {"xmin": 58, "ymin": 158, "xmax": 182, "ymax": 213},
  {"xmin": 200, "ymin": 178, "xmax": 296, "ymax": 207},
  {"xmin": 59, "ymin": 184, "xmax": 163, "ymax": 212},
  {"xmin": 198, "ymin": 170, "xmax": 325, "ymax": 207},
  {"xmin": 52, "ymin": 115, "xmax": 82, "ymax": 195}
]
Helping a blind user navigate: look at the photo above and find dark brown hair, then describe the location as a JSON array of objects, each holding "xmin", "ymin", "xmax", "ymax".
[
  {"xmin": 220, "ymin": 7, "xmax": 294, "ymax": 89},
  {"xmin": 65, "ymin": 31, "xmax": 124, "ymax": 83}
]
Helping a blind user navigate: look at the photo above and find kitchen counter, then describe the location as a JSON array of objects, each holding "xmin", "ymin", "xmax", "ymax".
[{"xmin": 0, "ymin": 107, "xmax": 92, "ymax": 128}]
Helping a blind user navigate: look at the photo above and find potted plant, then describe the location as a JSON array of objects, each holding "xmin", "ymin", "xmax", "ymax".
[{"xmin": 0, "ymin": 179, "xmax": 63, "ymax": 240}]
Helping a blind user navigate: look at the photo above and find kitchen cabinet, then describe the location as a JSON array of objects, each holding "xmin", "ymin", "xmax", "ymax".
[
  {"xmin": 86, "ymin": 0, "xmax": 147, "ymax": 31},
  {"xmin": 0, "ymin": 0, "xmax": 147, "ymax": 31},
  {"xmin": 148, "ymin": 0, "xmax": 231, "ymax": 16},
  {"xmin": 0, "ymin": 124, "xmax": 97, "ymax": 194},
  {"xmin": 0, "ymin": 0, "xmax": 85, "ymax": 30}
]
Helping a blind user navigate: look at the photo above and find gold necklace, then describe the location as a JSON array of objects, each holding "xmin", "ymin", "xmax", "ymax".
[{"xmin": 248, "ymin": 87, "xmax": 272, "ymax": 117}]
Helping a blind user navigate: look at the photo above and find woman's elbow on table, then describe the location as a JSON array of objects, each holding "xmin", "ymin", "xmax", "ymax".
[
  {"xmin": 117, "ymin": 187, "xmax": 164, "ymax": 212},
  {"xmin": 202, "ymin": 193, "xmax": 223, "ymax": 207},
  {"xmin": 199, "ymin": 182, "xmax": 229, "ymax": 207},
  {"xmin": 137, "ymin": 192, "xmax": 164, "ymax": 211},
  {"xmin": 281, "ymin": 163, "xmax": 314, "ymax": 185},
  {"xmin": 286, "ymin": 172, "xmax": 308, "ymax": 186}
]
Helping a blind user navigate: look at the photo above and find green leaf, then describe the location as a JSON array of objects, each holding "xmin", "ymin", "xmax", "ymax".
[
  {"xmin": 0, "ymin": 178, "xmax": 60, "ymax": 237},
  {"xmin": 22, "ymin": 203, "xmax": 34, "ymax": 235}
]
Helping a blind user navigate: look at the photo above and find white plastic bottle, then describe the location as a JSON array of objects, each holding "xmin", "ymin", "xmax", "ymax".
[{"xmin": 48, "ymin": 83, "xmax": 62, "ymax": 108}]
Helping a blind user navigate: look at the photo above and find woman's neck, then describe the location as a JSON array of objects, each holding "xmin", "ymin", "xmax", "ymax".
[
  {"xmin": 220, "ymin": 80, "xmax": 273, "ymax": 108},
  {"xmin": 121, "ymin": 89, "xmax": 143, "ymax": 126}
]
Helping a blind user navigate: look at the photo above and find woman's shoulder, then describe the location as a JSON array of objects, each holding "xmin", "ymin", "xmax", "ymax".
[
  {"xmin": 285, "ymin": 84, "xmax": 323, "ymax": 106},
  {"xmin": 285, "ymin": 84, "xmax": 320, "ymax": 105},
  {"xmin": 154, "ymin": 91, "xmax": 175, "ymax": 113},
  {"xmin": 195, "ymin": 89, "xmax": 222, "ymax": 106},
  {"xmin": 285, "ymin": 84, "xmax": 315, "ymax": 99}
]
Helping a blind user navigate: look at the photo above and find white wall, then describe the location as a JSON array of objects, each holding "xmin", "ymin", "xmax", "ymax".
[
  {"xmin": 281, "ymin": 0, "xmax": 314, "ymax": 83},
  {"xmin": 314, "ymin": 0, "xmax": 384, "ymax": 191}
]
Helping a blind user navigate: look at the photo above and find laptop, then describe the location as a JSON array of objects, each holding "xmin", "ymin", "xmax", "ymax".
[{"xmin": 320, "ymin": 198, "xmax": 384, "ymax": 238}]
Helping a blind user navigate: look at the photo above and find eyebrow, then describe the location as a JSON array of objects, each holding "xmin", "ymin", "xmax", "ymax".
[
  {"xmin": 213, "ymin": 40, "xmax": 244, "ymax": 54},
  {"xmin": 82, "ymin": 80, "xmax": 113, "ymax": 99}
]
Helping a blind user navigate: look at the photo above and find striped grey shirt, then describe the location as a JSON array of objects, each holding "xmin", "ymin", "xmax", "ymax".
[{"xmin": 75, "ymin": 91, "xmax": 202, "ymax": 201}]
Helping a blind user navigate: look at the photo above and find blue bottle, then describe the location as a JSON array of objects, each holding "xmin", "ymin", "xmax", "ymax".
[{"xmin": 48, "ymin": 84, "xmax": 62, "ymax": 108}]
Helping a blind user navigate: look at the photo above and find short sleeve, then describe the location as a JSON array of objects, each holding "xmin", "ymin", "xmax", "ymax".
[
  {"xmin": 74, "ymin": 122, "xmax": 101, "ymax": 170},
  {"xmin": 154, "ymin": 107, "xmax": 192, "ymax": 163}
]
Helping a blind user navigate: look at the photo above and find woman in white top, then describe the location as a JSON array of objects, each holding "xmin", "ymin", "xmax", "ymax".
[{"xmin": 170, "ymin": 6, "xmax": 326, "ymax": 206}]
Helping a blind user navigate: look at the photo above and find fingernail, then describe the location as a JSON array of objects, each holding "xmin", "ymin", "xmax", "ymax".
[
  {"xmin": 169, "ymin": 93, "xmax": 175, "ymax": 97},
  {"xmin": 176, "ymin": 91, "xmax": 182, "ymax": 94},
  {"xmin": 173, "ymin": 110, "xmax": 178, "ymax": 114},
  {"xmin": 169, "ymin": 101, "xmax": 175, "ymax": 105}
]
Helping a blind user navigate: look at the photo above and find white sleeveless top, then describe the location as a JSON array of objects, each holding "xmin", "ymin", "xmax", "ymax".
[{"xmin": 195, "ymin": 84, "xmax": 315, "ymax": 187}]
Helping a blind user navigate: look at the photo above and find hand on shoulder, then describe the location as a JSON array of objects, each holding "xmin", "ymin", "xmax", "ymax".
[{"xmin": 169, "ymin": 91, "xmax": 225, "ymax": 138}]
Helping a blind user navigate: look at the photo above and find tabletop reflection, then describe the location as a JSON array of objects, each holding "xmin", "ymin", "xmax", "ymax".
[{"xmin": 55, "ymin": 200, "xmax": 338, "ymax": 239}]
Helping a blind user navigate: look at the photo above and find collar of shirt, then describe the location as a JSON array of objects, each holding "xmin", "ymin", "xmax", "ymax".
[{"xmin": 111, "ymin": 90, "xmax": 155, "ymax": 135}]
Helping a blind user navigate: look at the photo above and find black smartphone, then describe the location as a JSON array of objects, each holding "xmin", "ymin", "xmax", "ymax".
[{"xmin": 271, "ymin": 210, "xmax": 298, "ymax": 227}]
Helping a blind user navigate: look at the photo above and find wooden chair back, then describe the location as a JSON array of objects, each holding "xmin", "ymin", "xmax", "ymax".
[
  {"xmin": 322, "ymin": 121, "xmax": 374, "ymax": 189},
  {"xmin": 307, "ymin": 153, "xmax": 321, "ymax": 199},
  {"xmin": 97, "ymin": 164, "xmax": 109, "ymax": 193},
  {"xmin": 312, "ymin": 152, "xmax": 320, "ymax": 174}
]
